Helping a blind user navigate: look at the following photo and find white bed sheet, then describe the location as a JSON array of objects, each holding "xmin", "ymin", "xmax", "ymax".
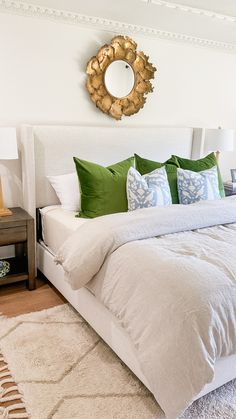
[{"xmin": 40, "ymin": 206, "xmax": 88, "ymax": 255}]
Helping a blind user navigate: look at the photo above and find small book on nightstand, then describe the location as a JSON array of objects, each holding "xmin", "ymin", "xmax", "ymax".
[{"xmin": 224, "ymin": 181, "xmax": 236, "ymax": 196}]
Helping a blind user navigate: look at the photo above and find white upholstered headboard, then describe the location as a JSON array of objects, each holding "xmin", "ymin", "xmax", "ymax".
[{"xmin": 20, "ymin": 125, "xmax": 203, "ymax": 217}]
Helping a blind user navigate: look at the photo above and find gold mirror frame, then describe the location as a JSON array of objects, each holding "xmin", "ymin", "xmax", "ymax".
[{"xmin": 86, "ymin": 36, "xmax": 157, "ymax": 120}]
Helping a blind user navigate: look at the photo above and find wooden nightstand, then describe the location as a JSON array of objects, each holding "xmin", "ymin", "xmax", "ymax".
[{"xmin": 0, "ymin": 207, "xmax": 36, "ymax": 290}]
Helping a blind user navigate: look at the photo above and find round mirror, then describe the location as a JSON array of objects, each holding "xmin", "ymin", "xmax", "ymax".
[
  {"xmin": 86, "ymin": 35, "xmax": 156, "ymax": 119},
  {"xmin": 104, "ymin": 60, "xmax": 135, "ymax": 98}
]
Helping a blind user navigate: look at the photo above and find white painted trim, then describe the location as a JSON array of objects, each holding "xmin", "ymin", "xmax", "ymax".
[{"xmin": 0, "ymin": 0, "xmax": 236, "ymax": 52}]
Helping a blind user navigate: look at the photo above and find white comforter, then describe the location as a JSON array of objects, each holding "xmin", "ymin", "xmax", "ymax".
[{"xmin": 56, "ymin": 197, "xmax": 236, "ymax": 419}]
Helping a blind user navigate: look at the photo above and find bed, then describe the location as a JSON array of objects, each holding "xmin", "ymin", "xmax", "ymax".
[{"xmin": 20, "ymin": 125, "xmax": 236, "ymax": 418}]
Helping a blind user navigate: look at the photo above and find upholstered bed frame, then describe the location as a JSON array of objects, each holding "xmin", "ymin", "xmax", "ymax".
[{"xmin": 20, "ymin": 124, "xmax": 236, "ymax": 404}]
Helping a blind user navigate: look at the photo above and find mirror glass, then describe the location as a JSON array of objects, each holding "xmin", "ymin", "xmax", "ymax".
[{"xmin": 104, "ymin": 60, "xmax": 135, "ymax": 98}]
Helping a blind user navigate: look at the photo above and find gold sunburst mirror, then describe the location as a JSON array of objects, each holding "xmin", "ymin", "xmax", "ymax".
[{"xmin": 86, "ymin": 36, "xmax": 157, "ymax": 120}]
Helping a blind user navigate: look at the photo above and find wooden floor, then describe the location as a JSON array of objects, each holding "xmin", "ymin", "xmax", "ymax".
[{"xmin": 0, "ymin": 276, "xmax": 66, "ymax": 317}]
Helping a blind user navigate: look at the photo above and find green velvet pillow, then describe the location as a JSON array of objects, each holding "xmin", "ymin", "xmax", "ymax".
[
  {"xmin": 74, "ymin": 156, "xmax": 134, "ymax": 218},
  {"xmin": 135, "ymin": 154, "xmax": 180, "ymax": 204},
  {"xmin": 173, "ymin": 152, "xmax": 225, "ymax": 198}
]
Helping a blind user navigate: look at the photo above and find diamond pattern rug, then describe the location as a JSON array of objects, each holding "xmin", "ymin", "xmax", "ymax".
[{"xmin": 0, "ymin": 304, "xmax": 236, "ymax": 418}]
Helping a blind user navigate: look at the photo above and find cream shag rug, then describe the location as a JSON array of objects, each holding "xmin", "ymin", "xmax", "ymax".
[{"xmin": 0, "ymin": 304, "xmax": 236, "ymax": 419}]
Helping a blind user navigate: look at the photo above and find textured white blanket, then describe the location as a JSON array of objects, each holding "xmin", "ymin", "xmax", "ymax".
[{"xmin": 56, "ymin": 197, "xmax": 236, "ymax": 418}]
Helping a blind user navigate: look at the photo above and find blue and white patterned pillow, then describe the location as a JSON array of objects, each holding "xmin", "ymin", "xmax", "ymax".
[
  {"xmin": 127, "ymin": 166, "xmax": 172, "ymax": 211},
  {"xmin": 177, "ymin": 166, "xmax": 221, "ymax": 205}
]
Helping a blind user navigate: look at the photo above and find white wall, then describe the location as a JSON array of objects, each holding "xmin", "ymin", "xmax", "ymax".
[{"xmin": 0, "ymin": 12, "xmax": 236, "ymax": 208}]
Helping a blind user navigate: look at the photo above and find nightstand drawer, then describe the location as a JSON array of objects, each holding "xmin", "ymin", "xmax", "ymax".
[
  {"xmin": 0, "ymin": 207, "xmax": 36, "ymax": 290},
  {"xmin": 0, "ymin": 226, "xmax": 27, "ymax": 245}
]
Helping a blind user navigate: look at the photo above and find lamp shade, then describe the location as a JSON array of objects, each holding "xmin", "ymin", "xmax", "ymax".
[
  {"xmin": 0, "ymin": 127, "xmax": 18, "ymax": 160},
  {"xmin": 204, "ymin": 128, "xmax": 234, "ymax": 154}
]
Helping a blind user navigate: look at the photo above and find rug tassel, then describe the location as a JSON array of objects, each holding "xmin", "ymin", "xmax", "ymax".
[
  {"xmin": 0, "ymin": 403, "xmax": 28, "ymax": 419},
  {"xmin": 3, "ymin": 402, "xmax": 26, "ymax": 412},
  {"xmin": 0, "ymin": 373, "xmax": 11, "ymax": 380},
  {"xmin": 0, "ymin": 394, "xmax": 23, "ymax": 403},
  {"xmin": 0, "ymin": 406, "xmax": 8, "ymax": 419},
  {"xmin": 0, "ymin": 387, "xmax": 18, "ymax": 398},
  {"xmin": 0, "ymin": 379, "xmax": 15, "ymax": 387}
]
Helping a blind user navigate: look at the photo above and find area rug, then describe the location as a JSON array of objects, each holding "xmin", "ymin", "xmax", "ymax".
[{"xmin": 0, "ymin": 304, "xmax": 236, "ymax": 419}]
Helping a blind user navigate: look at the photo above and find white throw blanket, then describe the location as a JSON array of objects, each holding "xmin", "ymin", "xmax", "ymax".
[{"xmin": 56, "ymin": 197, "xmax": 236, "ymax": 419}]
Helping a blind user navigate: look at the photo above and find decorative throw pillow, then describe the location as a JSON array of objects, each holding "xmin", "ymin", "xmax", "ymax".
[
  {"xmin": 127, "ymin": 166, "xmax": 172, "ymax": 211},
  {"xmin": 135, "ymin": 154, "xmax": 180, "ymax": 204},
  {"xmin": 173, "ymin": 152, "xmax": 225, "ymax": 198},
  {"xmin": 74, "ymin": 156, "xmax": 134, "ymax": 218},
  {"xmin": 177, "ymin": 166, "xmax": 221, "ymax": 205},
  {"xmin": 47, "ymin": 172, "xmax": 80, "ymax": 211}
]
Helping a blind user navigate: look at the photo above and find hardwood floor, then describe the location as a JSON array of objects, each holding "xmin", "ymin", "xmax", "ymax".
[{"xmin": 0, "ymin": 276, "xmax": 66, "ymax": 317}]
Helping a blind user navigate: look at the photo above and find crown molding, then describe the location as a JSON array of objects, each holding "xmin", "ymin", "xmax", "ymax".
[
  {"xmin": 150, "ymin": 0, "xmax": 236, "ymax": 24},
  {"xmin": 0, "ymin": 0, "xmax": 236, "ymax": 53}
]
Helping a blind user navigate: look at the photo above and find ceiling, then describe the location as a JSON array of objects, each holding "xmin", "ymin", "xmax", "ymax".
[
  {"xmin": 162, "ymin": 0, "xmax": 236, "ymax": 18},
  {"xmin": 4, "ymin": 0, "xmax": 236, "ymax": 50},
  {"xmin": 21, "ymin": 0, "xmax": 236, "ymax": 20}
]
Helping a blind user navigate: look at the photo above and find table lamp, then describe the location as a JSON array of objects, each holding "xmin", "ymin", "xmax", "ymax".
[
  {"xmin": 0, "ymin": 127, "xmax": 18, "ymax": 217},
  {"xmin": 204, "ymin": 127, "xmax": 234, "ymax": 161}
]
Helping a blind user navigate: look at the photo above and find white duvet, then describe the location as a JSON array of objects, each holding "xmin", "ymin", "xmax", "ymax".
[{"xmin": 56, "ymin": 197, "xmax": 236, "ymax": 419}]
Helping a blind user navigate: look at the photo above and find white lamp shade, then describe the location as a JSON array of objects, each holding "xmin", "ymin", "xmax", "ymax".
[
  {"xmin": 0, "ymin": 127, "xmax": 18, "ymax": 160},
  {"xmin": 204, "ymin": 128, "xmax": 234, "ymax": 153}
]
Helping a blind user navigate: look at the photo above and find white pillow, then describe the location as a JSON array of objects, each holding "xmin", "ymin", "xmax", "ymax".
[
  {"xmin": 127, "ymin": 166, "xmax": 172, "ymax": 211},
  {"xmin": 177, "ymin": 166, "xmax": 221, "ymax": 205},
  {"xmin": 47, "ymin": 172, "xmax": 80, "ymax": 211}
]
